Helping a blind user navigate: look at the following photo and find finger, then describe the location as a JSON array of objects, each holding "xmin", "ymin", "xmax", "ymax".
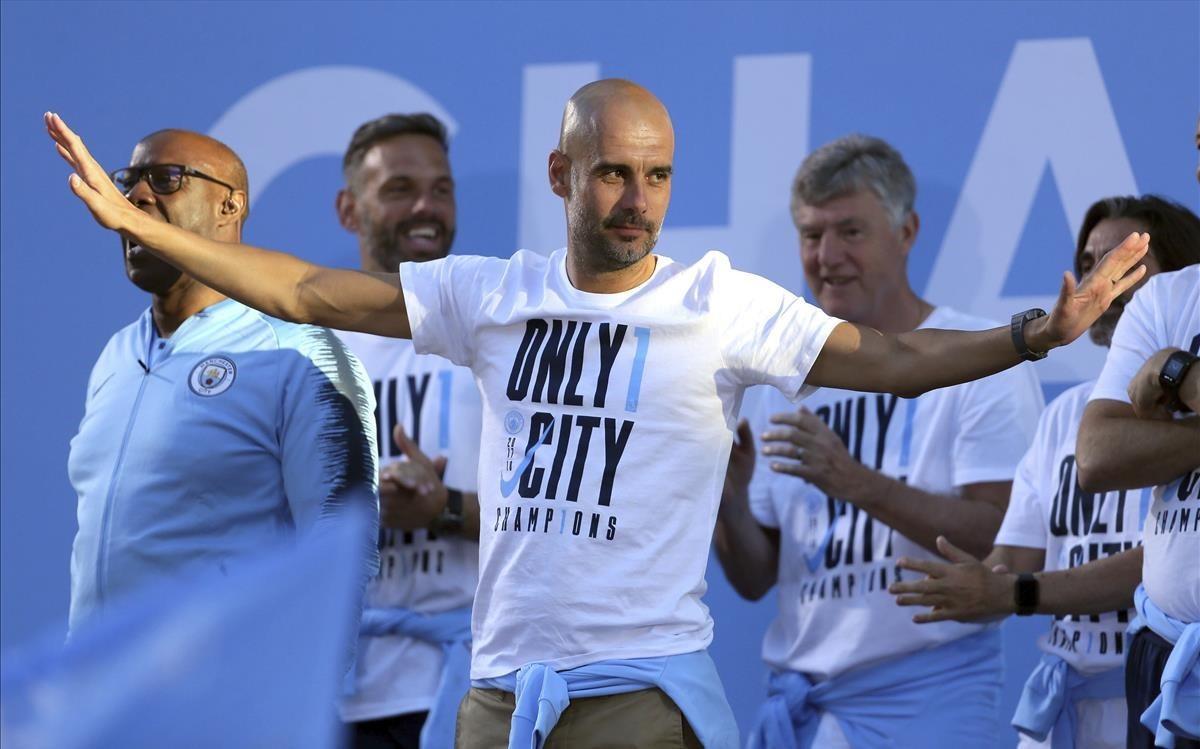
[
  {"xmin": 895, "ymin": 594, "xmax": 944, "ymax": 608},
  {"xmin": 768, "ymin": 411, "xmax": 819, "ymax": 433},
  {"xmin": 991, "ymin": 564, "xmax": 1009, "ymax": 574},
  {"xmin": 392, "ymin": 471, "xmax": 422, "ymax": 490},
  {"xmin": 55, "ymin": 142, "xmax": 77, "ymax": 169},
  {"xmin": 1057, "ymin": 270, "xmax": 1076, "ymax": 309},
  {"xmin": 392, "ymin": 424, "xmax": 434, "ymax": 468},
  {"xmin": 68, "ymin": 173, "xmax": 112, "ymax": 215},
  {"xmin": 888, "ymin": 578, "xmax": 943, "ymax": 595},
  {"xmin": 768, "ymin": 460, "xmax": 812, "ymax": 479},
  {"xmin": 762, "ymin": 428, "xmax": 816, "ymax": 447},
  {"xmin": 48, "ymin": 113, "xmax": 119, "ymax": 196},
  {"xmin": 761, "ymin": 443, "xmax": 805, "ymax": 460},
  {"xmin": 913, "ymin": 609, "xmax": 959, "ymax": 624},
  {"xmin": 935, "ymin": 535, "xmax": 978, "ymax": 564},
  {"xmin": 895, "ymin": 556, "xmax": 949, "ymax": 578},
  {"xmin": 431, "ymin": 455, "xmax": 448, "ymax": 480},
  {"xmin": 1109, "ymin": 264, "xmax": 1147, "ymax": 300},
  {"xmin": 795, "ymin": 407, "xmax": 826, "ymax": 430}
]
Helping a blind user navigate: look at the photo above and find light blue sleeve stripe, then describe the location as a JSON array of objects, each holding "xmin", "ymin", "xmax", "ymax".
[{"xmin": 625, "ymin": 327, "xmax": 651, "ymax": 413}]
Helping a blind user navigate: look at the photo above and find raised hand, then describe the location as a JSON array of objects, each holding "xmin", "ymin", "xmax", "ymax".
[
  {"xmin": 378, "ymin": 424, "xmax": 448, "ymax": 530},
  {"xmin": 760, "ymin": 407, "xmax": 875, "ymax": 503},
  {"xmin": 44, "ymin": 112, "xmax": 141, "ymax": 234},
  {"xmin": 888, "ymin": 536, "xmax": 1015, "ymax": 624},
  {"xmin": 1028, "ymin": 232, "xmax": 1150, "ymax": 352}
]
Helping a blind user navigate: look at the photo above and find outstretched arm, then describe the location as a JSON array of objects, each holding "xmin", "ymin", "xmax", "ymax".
[
  {"xmin": 807, "ymin": 232, "xmax": 1149, "ymax": 397},
  {"xmin": 46, "ymin": 113, "xmax": 411, "ymax": 338}
]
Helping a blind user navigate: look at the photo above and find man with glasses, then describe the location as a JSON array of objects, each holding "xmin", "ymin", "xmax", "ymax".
[{"xmin": 66, "ymin": 128, "xmax": 379, "ymax": 640}]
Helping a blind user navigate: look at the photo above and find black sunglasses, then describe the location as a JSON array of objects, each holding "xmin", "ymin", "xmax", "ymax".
[{"xmin": 109, "ymin": 163, "xmax": 237, "ymax": 196}]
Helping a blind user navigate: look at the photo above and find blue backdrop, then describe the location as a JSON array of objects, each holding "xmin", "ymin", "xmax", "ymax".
[{"xmin": 2, "ymin": 1, "xmax": 1198, "ymax": 744}]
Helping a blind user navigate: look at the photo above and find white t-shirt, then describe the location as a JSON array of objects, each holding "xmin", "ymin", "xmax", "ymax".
[
  {"xmin": 400, "ymin": 248, "xmax": 841, "ymax": 679},
  {"xmin": 337, "ymin": 332, "xmax": 482, "ymax": 722},
  {"xmin": 749, "ymin": 306, "xmax": 1044, "ymax": 680},
  {"xmin": 996, "ymin": 381, "xmax": 1146, "ymax": 674},
  {"xmin": 1089, "ymin": 265, "xmax": 1200, "ymax": 623}
]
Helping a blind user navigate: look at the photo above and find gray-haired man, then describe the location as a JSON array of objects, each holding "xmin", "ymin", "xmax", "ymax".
[{"xmin": 715, "ymin": 134, "xmax": 1045, "ymax": 747}]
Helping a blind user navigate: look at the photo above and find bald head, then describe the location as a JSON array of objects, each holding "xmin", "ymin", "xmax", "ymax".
[
  {"xmin": 557, "ymin": 79, "xmax": 673, "ymax": 157},
  {"xmin": 549, "ymin": 80, "xmax": 674, "ymax": 280},
  {"xmin": 135, "ymin": 129, "xmax": 249, "ymax": 198}
]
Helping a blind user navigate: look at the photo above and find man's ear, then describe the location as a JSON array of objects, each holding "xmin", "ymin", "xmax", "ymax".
[
  {"xmin": 219, "ymin": 190, "xmax": 248, "ymax": 226},
  {"xmin": 335, "ymin": 188, "xmax": 359, "ymax": 233},
  {"xmin": 548, "ymin": 150, "xmax": 571, "ymax": 199},
  {"xmin": 899, "ymin": 210, "xmax": 920, "ymax": 258}
]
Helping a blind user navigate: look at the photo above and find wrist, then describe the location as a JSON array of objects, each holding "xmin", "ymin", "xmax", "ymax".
[
  {"xmin": 849, "ymin": 468, "xmax": 890, "ymax": 511},
  {"xmin": 1021, "ymin": 315, "xmax": 1056, "ymax": 357},
  {"xmin": 429, "ymin": 486, "xmax": 463, "ymax": 535},
  {"xmin": 718, "ymin": 486, "xmax": 752, "ymax": 519},
  {"xmin": 994, "ymin": 572, "xmax": 1019, "ymax": 616},
  {"xmin": 1160, "ymin": 350, "xmax": 1199, "ymax": 413},
  {"xmin": 1012, "ymin": 572, "xmax": 1039, "ymax": 616},
  {"xmin": 122, "ymin": 205, "xmax": 154, "ymax": 241},
  {"xmin": 1182, "ymin": 366, "xmax": 1200, "ymax": 412}
]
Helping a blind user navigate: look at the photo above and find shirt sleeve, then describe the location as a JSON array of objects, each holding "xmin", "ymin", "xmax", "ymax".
[
  {"xmin": 399, "ymin": 255, "xmax": 496, "ymax": 368},
  {"xmin": 1090, "ymin": 281, "xmax": 1163, "ymax": 404},
  {"xmin": 276, "ymin": 326, "xmax": 380, "ymax": 586},
  {"xmin": 993, "ymin": 408, "xmax": 1055, "ymax": 549},
  {"xmin": 718, "ymin": 266, "xmax": 842, "ymax": 401},
  {"xmin": 950, "ymin": 364, "xmax": 1045, "ymax": 487}
]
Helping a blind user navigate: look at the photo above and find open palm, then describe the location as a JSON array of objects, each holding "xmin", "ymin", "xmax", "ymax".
[
  {"xmin": 1041, "ymin": 231, "xmax": 1149, "ymax": 349},
  {"xmin": 44, "ymin": 112, "xmax": 138, "ymax": 233}
]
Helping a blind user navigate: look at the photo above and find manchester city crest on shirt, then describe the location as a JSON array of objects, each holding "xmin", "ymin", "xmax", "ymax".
[{"xmin": 188, "ymin": 356, "xmax": 237, "ymax": 397}]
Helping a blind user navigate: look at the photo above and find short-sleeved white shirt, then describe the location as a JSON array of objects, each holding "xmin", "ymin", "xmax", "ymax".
[
  {"xmin": 749, "ymin": 306, "xmax": 1044, "ymax": 680},
  {"xmin": 996, "ymin": 381, "xmax": 1147, "ymax": 674},
  {"xmin": 1088, "ymin": 265, "xmax": 1200, "ymax": 623},
  {"xmin": 336, "ymin": 332, "xmax": 482, "ymax": 721},
  {"xmin": 400, "ymin": 248, "xmax": 841, "ymax": 678}
]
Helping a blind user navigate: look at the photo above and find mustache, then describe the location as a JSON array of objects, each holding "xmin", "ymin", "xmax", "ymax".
[{"xmin": 602, "ymin": 213, "xmax": 656, "ymax": 231}]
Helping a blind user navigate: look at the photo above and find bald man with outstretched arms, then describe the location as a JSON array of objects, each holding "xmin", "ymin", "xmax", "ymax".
[{"xmin": 46, "ymin": 80, "xmax": 1147, "ymax": 747}]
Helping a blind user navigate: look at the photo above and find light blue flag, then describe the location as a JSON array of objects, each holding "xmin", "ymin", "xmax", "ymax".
[{"xmin": 1, "ymin": 514, "xmax": 368, "ymax": 749}]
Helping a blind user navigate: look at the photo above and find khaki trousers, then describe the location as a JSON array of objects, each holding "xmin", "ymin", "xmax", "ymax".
[{"xmin": 455, "ymin": 686, "xmax": 702, "ymax": 748}]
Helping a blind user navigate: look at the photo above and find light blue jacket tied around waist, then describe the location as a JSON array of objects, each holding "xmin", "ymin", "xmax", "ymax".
[
  {"xmin": 473, "ymin": 650, "xmax": 739, "ymax": 749},
  {"xmin": 1129, "ymin": 584, "xmax": 1200, "ymax": 748},
  {"xmin": 748, "ymin": 628, "xmax": 1003, "ymax": 749},
  {"xmin": 355, "ymin": 605, "xmax": 473, "ymax": 749},
  {"xmin": 1011, "ymin": 652, "xmax": 1125, "ymax": 748}
]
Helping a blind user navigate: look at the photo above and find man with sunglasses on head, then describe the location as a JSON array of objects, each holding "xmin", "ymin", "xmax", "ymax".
[{"xmin": 66, "ymin": 129, "xmax": 379, "ymax": 641}]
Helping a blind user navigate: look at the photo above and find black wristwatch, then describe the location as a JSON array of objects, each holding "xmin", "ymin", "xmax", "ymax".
[
  {"xmin": 1011, "ymin": 308, "xmax": 1049, "ymax": 362},
  {"xmin": 1014, "ymin": 573, "xmax": 1039, "ymax": 616},
  {"xmin": 430, "ymin": 488, "xmax": 465, "ymax": 535},
  {"xmin": 1159, "ymin": 350, "xmax": 1198, "ymax": 414}
]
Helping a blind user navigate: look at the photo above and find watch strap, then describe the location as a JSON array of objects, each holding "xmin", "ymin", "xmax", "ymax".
[
  {"xmin": 1160, "ymin": 350, "xmax": 1198, "ymax": 413},
  {"xmin": 1014, "ymin": 572, "xmax": 1039, "ymax": 616},
  {"xmin": 1011, "ymin": 308, "xmax": 1048, "ymax": 362}
]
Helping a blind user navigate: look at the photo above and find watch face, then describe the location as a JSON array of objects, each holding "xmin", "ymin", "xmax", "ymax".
[{"xmin": 1162, "ymin": 352, "xmax": 1197, "ymax": 387}]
